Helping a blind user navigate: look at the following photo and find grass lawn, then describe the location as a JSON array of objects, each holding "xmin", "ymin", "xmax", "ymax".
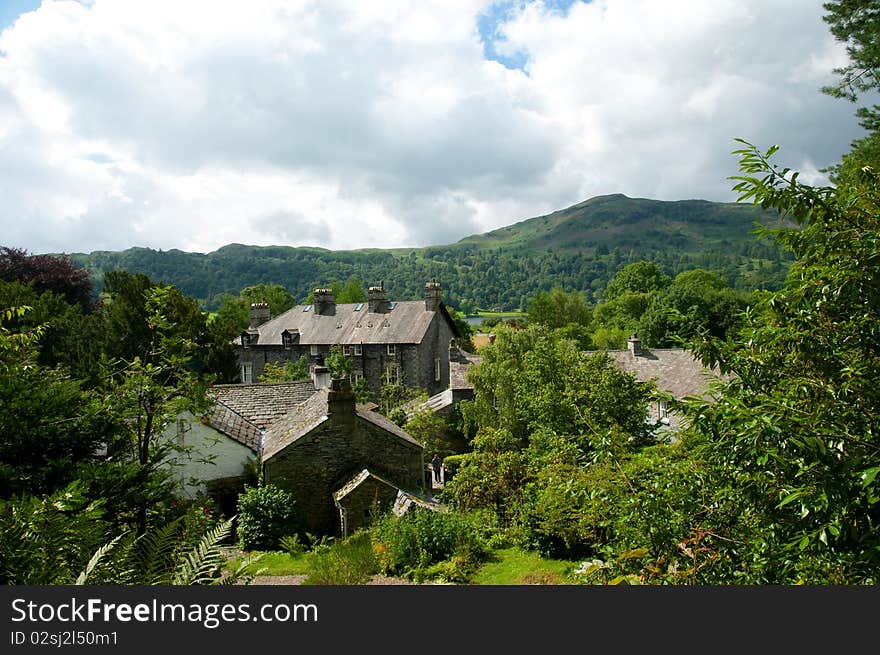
[
  {"xmin": 471, "ymin": 548, "xmax": 580, "ymax": 585},
  {"xmin": 229, "ymin": 550, "xmax": 311, "ymax": 576}
]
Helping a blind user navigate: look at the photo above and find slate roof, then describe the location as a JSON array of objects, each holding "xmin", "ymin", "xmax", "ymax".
[
  {"xmin": 605, "ymin": 347, "xmax": 721, "ymax": 400},
  {"xmin": 210, "ymin": 380, "xmax": 316, "ymax": 430},
  {"xmin": 206, "ymin": 402, "xmax": 263, "ymax": 452},
  {"xmin": 450, "ymin": 348, "xmax": 482, "ymax": 390},
  {"xmin": 333, "ymin": 468, "xmax": 442, "ymax": 514},
  {"xmin": 260, "ymin": 388, "xmax": 423, "ymax": 463},
  {"xmin": 241, "ymin": 300, "xmax": 455, "ymax": 346}
]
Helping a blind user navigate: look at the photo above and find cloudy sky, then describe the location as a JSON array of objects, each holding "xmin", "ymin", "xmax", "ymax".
[{"xmin": 0, "ymin": 0, "xmax": 871, "ymax": 255}]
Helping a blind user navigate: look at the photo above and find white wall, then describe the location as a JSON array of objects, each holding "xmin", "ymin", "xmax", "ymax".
[{"xmin": 163, "ymin": 411, "xmax": 257, "ymax": 499}]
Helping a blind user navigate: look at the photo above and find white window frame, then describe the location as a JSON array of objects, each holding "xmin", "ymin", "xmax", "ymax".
[
  {"xmin": 343, "ymin": 345, "xmax": 351, "ymax": 356},
  {"xmin": 435, "ymin": 357, "xmax": 441, "ymax": 382},
  {"xmin": 241, "ymin": 363, "xmax": 253, "ymax": 383},
  {"xmin": 353, "ymin": 344, "xmax": 362, "ymax": 356},
  {"xmin": 282, "ymin": 332, "xmax": 293, "ymax": 349},
  {"xmin": 310, "ymin": 344, "xmax": 319, "ymax": 356},
  {"xmin": 387, "ymin": 344, "xmax": 396, "ymax": 356}
]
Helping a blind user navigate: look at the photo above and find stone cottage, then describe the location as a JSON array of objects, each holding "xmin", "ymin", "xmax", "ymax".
[
  {"xmin": 235, "ymin": 280, "xmax": 460, "ymax": 397},
  {"xmin": 606, "ymin": 334, "xmax": 724, "ymax": 432},
  {"xmin": 261, "ymin": 377, "xmax": 427, "ymax": 536},
  {"xmin": 164, "ymin": 380, "xmax": 316, "ymax": 511}
]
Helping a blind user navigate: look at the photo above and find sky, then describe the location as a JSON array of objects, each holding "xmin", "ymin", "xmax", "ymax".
[{"xmin": 0, "ymin": 0, "xmax": 871, "ymax": 255}]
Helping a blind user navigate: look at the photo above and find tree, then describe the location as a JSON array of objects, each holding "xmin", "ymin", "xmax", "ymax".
[
  {"xmin": 102, "ymin": 286, "xmax": 212, "ymax": 535},
  {"xmin": 0, "ymin": 247, "xmax": 94, "ymax": 308},
  {"xmin": 526, "ymin": 285, "xmax": 592, "ymax": 330},
  {"xmin": 602, "ymin": 261, "xmax": 671, "ymax": 301},
  {"xmin": 259, "ymin": 356, "xmax": 309, "ymax": 383},
  {"xmin": 637, "ymin": 269, "xmax": 753, "ymax": 348},
  {"xmin": 682, "ymin": 141, "xmax": 880, "ymax": 583}
]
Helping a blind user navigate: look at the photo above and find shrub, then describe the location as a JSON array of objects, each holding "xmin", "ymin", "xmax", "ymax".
[
  {"xmin": 370, "ymin": 508, "xmax": 490, "ymax": 580},
  {"xmin": 304, "ymin": 531, "xmax": 378, "ymax": 585},
  {"xmin": 235, "ymin": 484, "xmax": 304, "ymax": 551}
]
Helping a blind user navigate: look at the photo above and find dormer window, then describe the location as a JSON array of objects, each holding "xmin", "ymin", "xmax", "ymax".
[
  {"xmin": 240, "ymin": 331, "xmax": 257, "ymax": 349},
  {"xmin": 282, "ymin": 329, "xmax": 298, "ymax": 349}
]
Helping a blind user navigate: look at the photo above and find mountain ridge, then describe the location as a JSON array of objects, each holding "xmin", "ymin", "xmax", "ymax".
[{"xmin": 66, "ymin": 194, "xmax": 791, "ymax": 312}]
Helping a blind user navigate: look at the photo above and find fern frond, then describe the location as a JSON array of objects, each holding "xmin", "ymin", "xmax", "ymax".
[
  {"xmin": 75, "ymin": 534, "xmax": 125, "ymax": 585},
  {"xmin": 171, "ymin": 518, "xmax": 234, "ymax": 585}
]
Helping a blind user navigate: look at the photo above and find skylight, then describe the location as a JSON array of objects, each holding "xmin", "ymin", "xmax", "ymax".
[
  {"xmin": 354, "ymin": 303, "xmax": 364, "ymax": 311},
  {"xmin": 303, "ymin": 305, "xmax": 312, "ymax": 312}
]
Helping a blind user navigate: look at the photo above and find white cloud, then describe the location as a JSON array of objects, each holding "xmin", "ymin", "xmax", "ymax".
[{"xmin": 0, "ymin": 0, "xmax": 870, "ymax": 255}]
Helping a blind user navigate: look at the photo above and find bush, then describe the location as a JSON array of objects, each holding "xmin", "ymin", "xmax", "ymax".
[
  {"xmin": 370, "ymin": 509, "xmax": 490, "ymax": 580},
  {"xmin": 235, "ymin": 484, "xmax": 304, "ymax": 551},
  {"xmin": 304, "ymin": 531, "xmax": 378, "ymax": 585}
]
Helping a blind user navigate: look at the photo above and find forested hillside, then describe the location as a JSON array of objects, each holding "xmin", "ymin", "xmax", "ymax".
[{"xmin": 69, "ymin": 194, "xmax": 792, "ymax": 312}]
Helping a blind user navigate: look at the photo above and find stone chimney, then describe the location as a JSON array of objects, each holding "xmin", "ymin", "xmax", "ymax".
[
  {"xmin": 313, "ymin": 288, "xmax": 336, "ymax": 316},
  {"xmin": 312, "ymin": 365, "xmax": 331, "ymax": 390},
  {"xmin": 627, "ymin": 334, "xmax": 642, "ymax": 357},
  {"xmin": 424, "ymin": 278, "xmax": 442, "ymax": 312},
  {"xmin": 367, "ymin": 281, "xmax": 389, "ymax": 313},
  {"xmin": 327, "ymin": 377, "xmax": 356, "ymax": 425},
  {"xmin": 249, "ymin": 302, "xmax": 271, "ymax": 329}
]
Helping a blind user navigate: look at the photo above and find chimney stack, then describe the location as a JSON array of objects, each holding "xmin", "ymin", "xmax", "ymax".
[
  {"xmin": 249, "ymin": 302, "xmax": 271, "ymax": 329},
  {"xmin": 327, "ymin": 377, "xmax": 356, "ymax": 425},
  {"xmin": 627, "ymin": 334, "xmax": 642, "ymax": 357},
  {"xmin": 424, "ymin": 278, "xmax": 442, "ymax": 312},
  {"xmin": 313, "ymin": 288, "xmax": 336, "ymax": 316},
  {"xmin": 367, "ymin": 281, "xmax": 389, "ymax": 313},
  {"xmin": 312, "ymin": 365, "xmax": 331, "ymax": 390}
]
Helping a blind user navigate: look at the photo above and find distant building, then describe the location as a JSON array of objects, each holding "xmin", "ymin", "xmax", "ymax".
[
  {"xmin": 235, "ymin": 280, "xmax": 460, "ymax": 398},
  {"xmin": 605, "ymin": 334, "xmax": 724, "ymax": 432}
]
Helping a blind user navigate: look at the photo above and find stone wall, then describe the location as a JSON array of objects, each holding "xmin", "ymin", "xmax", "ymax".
[
  {"xmin": 337, "ymin": 478, "xmax": 400, "ymax": 537},
  {"xmin": 263, "ymin": 416, "xmax": 424, "ymax": 535}
]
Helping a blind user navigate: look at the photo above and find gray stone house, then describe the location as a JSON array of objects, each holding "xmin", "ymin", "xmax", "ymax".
[
  {"xmin": 261, "ymin": 377, "xmax": 428, "ymax": 536},
  {"xmin": 606, "ymin": 334, "xmax": 724, "ymax": 432},
  {"xmin": 236, "ymin": 280, "xmax": 460, "ymax": 398}
]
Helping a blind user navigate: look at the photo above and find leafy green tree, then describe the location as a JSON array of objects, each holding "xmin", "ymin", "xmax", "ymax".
[
  {"xmin": 259, "ymin": 356, "xmax": 310, "ymax": 383},
  {"xmin": 526, "ymin": 285, "xmax": 592, "ymax": 329},
  {"xmin": 325, "ymin": 344, "xmax": 352, "ymax": 380},
  {"xmin": 103, "ymin": 286, "xmax": 212, "ymax": 535},
  {"xmin": 602, "ymin": 261, "xmax": 671, "ymax": 301},
  {"xmin": 336, "ymin": 276, "xmax": 367, "ymax": 303},
  {"xmin": 682, "ymin": 141, "xmax": 880, "ymax": 583},
  {"xmin": 637, "ymin": 269, "xmax": 753, "ymax": 348}
]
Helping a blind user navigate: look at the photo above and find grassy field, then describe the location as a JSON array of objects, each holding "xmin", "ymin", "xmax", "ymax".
[
  {"xmin": 230, "ymin": 546, "xmax": 581, "ymax": 585},
  {"xmin": 470, "ymin": 548, "xmax": 580, "ymax": 585}
]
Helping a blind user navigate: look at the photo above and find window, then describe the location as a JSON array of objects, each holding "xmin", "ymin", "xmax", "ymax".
[
  {"xmin": 343, "ymin": 345, "xmax": 351, "ymax": 356},
  {"xmin": 353, "ymin": 344, "xmax": 362, "ymax": 356},
  {"xmin": 282, "ymin": 331, "xmax": 294, "ymax": 349},
  {"xmin": 435, "ymin": 357, "xmax": 441, "ymax": 382},
  {"xmin": 385, "ymin": 365, "xmax": 400, "ymax": 385},
  {"xmin": 659, "ymin": 401, "xmax": 670, "ymax": 419},
  {"xmin": 351, "ymin": 371, "xmax": 363, "ymax": 384},
  {"xmin": 310, "ymin": 344, "xmax": 319, "ymax": 356},
  {"xmin": 241, "ymin": 363, "xmax": 253, "ymax": 383},
  {"xmin": 387, "ymin": 344, "xmax": 396, "ymax": 356}
]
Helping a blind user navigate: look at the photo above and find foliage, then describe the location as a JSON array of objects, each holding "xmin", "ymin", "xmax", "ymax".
[
  {"xmin": 259, "ymin": 356, "xmax": 309, "ymax": 383},
  {"xmin": 0, "ymin": 246, "xmax": 95, "ymax": 308},
  {"xmin": 602, "ymin": 261, "xmax": 671, "ymax": 301},
  {"xmin": 680, "ymin": 141, "xmax": 880, "ymax": 583},
  {"xmin": 236, "ymin": 484, "xmax": 305, "ymax": 551},
  {"xmin": 526, "ymin": 285, "xmax": 592, "ymax": 329},
  {"xmin": 0, "ymin": 365, "xmax": 117, "ymax": 499},
  {"xmin": 370, "ymin": 508, "xmax": 490, "ymax": 581},
  {"xmin": 325, "ymin": 344, "xmax": 352, "ymax": 380},
  {"xmin": 0, "ymin": 482, "xmax": 110, "ymax": 584},
  {"xmin": 469, "ymin": 547, "xmax": 578, "ymax": 585},
  {"xmin": 404, "ymin": 406, "xmax": 450, "ymax": 456},
  {"xmin": 303, "ymin": 531, "xmax": 378, "ymax": 585}
]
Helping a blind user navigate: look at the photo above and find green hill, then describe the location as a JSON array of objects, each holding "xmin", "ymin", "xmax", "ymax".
[{"xmin": 68, "ymin": 194, "xmax": 792, "ymax": 312}]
